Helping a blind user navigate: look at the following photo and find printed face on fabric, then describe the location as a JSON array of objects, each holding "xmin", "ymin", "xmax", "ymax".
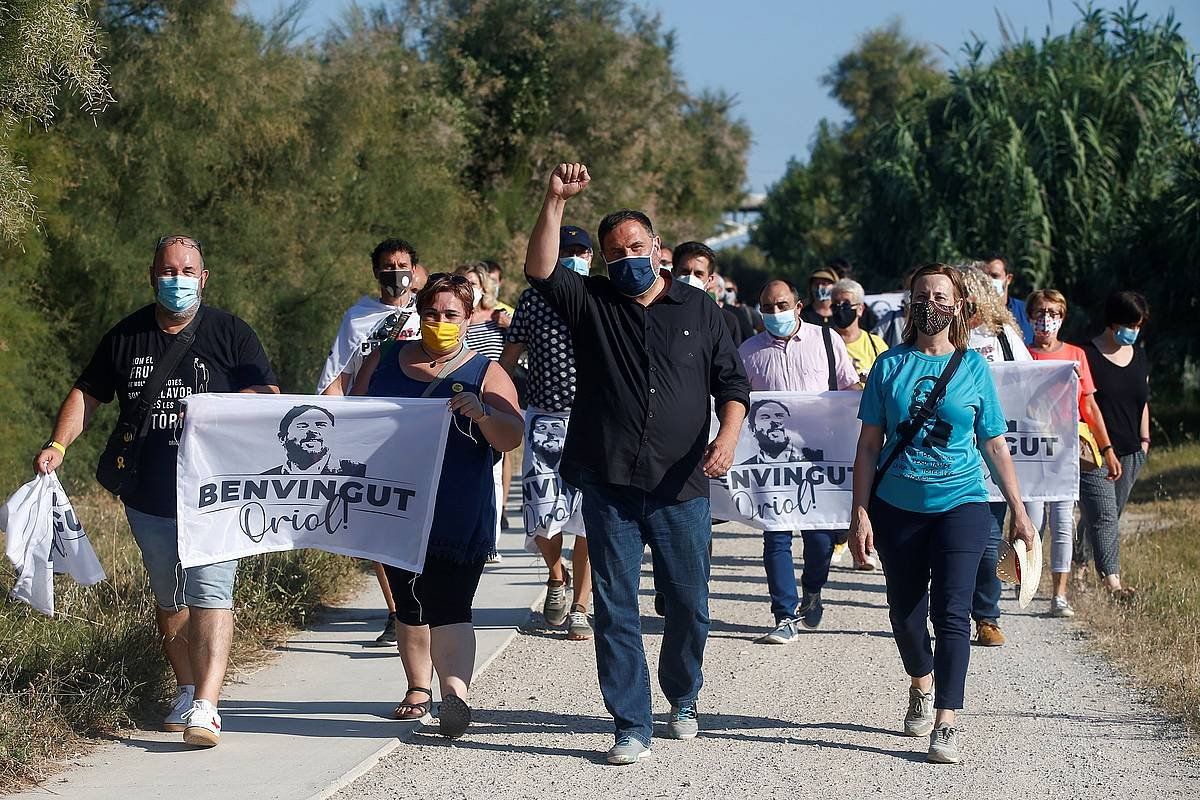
[
  {"xmin": 281, "ymin": 407, "xmax": 333, "ymax": 467},
  {"xmin": 750, "ymin": 400, "xmax": 792, "ymax": 457},
  {"xmin": 530, "ymin": 414, "xmax": 567, "ymax": 469}
]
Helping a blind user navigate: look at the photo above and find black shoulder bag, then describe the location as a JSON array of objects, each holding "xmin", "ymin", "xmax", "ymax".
[
  {"xmin": 96, "ymin": 307, "xmax": 206, "ymax": 497},
  {"xmin": 997, "ymin": 328, "xmax": 1014, "ymax": 361},
  {"xmin": 870, "ymin": 348, "xmax": 965, "ymax": 498},
  {"xmin": 821, "ymin": 325, "xmax": 838, "ymax": 391}
]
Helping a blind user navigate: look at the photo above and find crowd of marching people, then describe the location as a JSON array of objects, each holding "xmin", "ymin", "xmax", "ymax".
[{"xmin": 31, "ymin": 162, "xmax": 1153, "ymax": 766}]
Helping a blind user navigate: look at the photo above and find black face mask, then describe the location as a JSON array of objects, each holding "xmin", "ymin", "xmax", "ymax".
[
  {"xmin": 378, "ymin": 268, "xmax": 414, "ymax": 299},
  {"xmin": 831, "ymin": 301, "xmax": 858, "ymax": 330}
]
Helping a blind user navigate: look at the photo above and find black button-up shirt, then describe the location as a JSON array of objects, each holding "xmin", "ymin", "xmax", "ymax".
[{"xmin": 531, "ymin": 265, "xmax": 751, "ymax": 501}]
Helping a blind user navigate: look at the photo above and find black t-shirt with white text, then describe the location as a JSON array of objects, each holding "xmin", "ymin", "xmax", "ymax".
[{"xmin": 76, "ymin": 304, "xmax": 278, "ymax": 517}]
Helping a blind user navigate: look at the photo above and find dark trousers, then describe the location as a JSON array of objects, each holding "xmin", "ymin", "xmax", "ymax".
[
  {"xmin": 1076, "ymin": 450, "xmax": 1146, "ymax": 576},
  {"xmin": 578, "ymin": 475, "xmax": 711, "ymax": 747},
  {"xmin": 971, "ymin": 502, "xmax": 1007, "ymax": 624},
  {"xmin": 870, "ymin": 497, "xmax": 991, "ymax": 710},
  {"xmin": 763, "ymin": 529, "xmax": 838, "ymax": 622}
]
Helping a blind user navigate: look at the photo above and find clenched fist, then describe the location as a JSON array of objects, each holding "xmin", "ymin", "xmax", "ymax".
[{"xmin": 548, "ymin": 163, "xmax": 591, "ymax": 202}]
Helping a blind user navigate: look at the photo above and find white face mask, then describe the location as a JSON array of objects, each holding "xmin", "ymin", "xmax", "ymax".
[
  {"xmin": 679, "ymin": 274, "xmax": 706, "ymax": 290},
  {"xmin": 992, "ymin": 278, "xmax": 1007, "ymax": 297},
  {"xmin": 471, "ymin": 286, "xmax": 483, "ymax": 308}
]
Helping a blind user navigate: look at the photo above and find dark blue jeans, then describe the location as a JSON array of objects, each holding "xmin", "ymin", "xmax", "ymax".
[
  {"xmin": 870, "ymin": 497, "xmax": 990, "ymax": 710},
  {"xmin": 971, "ymin": 502, "xmax": 1007, "ymax": 624},
  {"xmin": 578, "ymin": 475, "xmax": 712, "ymax": 746},
  {"xmin": 763, "ymin": 530, "xmax": 838, "ymax": 622}
]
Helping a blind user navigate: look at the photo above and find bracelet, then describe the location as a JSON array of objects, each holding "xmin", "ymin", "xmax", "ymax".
[
  {"xmin": 1140, "ymin": 437, "xmax": 1151, "ymax": 444},
  {"xmin": 45, "ymin": 440, "xmax": 67, "ymax": 457},
  {"xmin": 1099, "ymin": 444, "xmax": 1114, "ymax": 455}
]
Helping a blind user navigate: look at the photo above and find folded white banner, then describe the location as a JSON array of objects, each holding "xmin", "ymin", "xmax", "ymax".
[
  {"xmin": 520, "ymin": 410, "xmax": 582, "ymax": 539},
  {"xmin": 710, "ymin": 361, "xmax": 1079, "ymax": 530},
  {"xmin": 177, "ymin": 394, "xmax": 451, "ymax": 570}
]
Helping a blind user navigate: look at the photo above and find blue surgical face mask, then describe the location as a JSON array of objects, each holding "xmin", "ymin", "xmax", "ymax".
[
  {"xmin": 559, "ymin": 256, "xmax": 590, "ymax": 276},
  {"xmin": 1115, "ymin": 326, "xmax": 1139, "ymax": 346},
  {"xmin": 156, "ymin": 275, "xmax": 201, "ymax": 313},
  {"xmin": 607, "ymin": 255, "xmax": 657, "ymax": 297},
  {"xmin": 763, "ymin": 309, "xmax": 798, "ymax": 338}
]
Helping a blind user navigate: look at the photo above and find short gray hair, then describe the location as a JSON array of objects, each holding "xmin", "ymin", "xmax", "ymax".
[{"xmin": 831, "ymin": 278, "xmax": 864, "ymax": 305}]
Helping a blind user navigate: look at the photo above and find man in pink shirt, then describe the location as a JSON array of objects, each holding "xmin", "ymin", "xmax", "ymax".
[{"xmin": 738, "ymin": 279, "xmax": 860, "ymax": 644}]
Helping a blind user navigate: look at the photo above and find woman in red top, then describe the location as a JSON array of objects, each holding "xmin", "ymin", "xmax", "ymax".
[{"xmin": 1025, "ymin": 290, "xmax": 1121, "ymax": 615}]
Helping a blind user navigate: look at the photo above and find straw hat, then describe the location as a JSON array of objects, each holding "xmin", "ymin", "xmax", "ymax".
[{"xmin": 996, "ymin": 532, "xmax": 1043, "ymax": 608}]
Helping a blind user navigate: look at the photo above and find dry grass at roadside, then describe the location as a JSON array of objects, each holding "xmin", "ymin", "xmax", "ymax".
[
  {"xmin": 0, "ymin": 489, "xmax": 360, "ymax": 790},
  {"xmin": 1072, "ymin": 442, "xmax": 1200, "ymax": 732}
]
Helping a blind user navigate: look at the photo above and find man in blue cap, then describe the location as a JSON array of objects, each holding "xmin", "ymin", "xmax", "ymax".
[{"xmin": 500, "ymin": 225, "xmax": 595, "ymax": 642}]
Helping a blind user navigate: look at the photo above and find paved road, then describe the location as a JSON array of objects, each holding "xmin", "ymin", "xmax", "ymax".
[{"xmin": 336, "ymin": 522, "xmax": 1199, "ymax": 800}]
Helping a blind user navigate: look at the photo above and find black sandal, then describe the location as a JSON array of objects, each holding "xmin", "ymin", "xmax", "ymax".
[
  {"xmin": 393, "ymin": 687, "xmax": 432, "ymax": 720},
  {"xmin": 438, "ymin": 693, "xmax": 472, "ymax": 739}
]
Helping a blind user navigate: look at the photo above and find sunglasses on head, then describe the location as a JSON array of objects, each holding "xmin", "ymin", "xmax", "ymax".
[
  {"xmin": 156, "ymin": 234, "xmax": 204, "ymax": 257},
  {"xmin": 425, "ymin": 273, "xmax": 472, "ymax": 286}
]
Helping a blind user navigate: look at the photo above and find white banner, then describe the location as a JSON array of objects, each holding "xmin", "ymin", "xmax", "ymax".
[
  {"xmin": 176, "ymin": 393, "xmax": 450, "ymax": 570},
  {"xmin": 710, "ymin": 361, "xmax": 1079, "ymax": 529},
  {"xmin": 520, "ymin": 410, "xmax": 583, "ymax": 544}
]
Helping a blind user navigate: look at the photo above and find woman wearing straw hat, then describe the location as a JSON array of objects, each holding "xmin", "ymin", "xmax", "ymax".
[{"xmin": 847, "ymin": 263, "xmax": 1036, "ymax": 764}]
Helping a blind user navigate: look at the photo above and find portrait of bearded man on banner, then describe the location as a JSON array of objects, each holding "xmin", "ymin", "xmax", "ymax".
[
  {"xmin": 523, "ymin": 414, "xmax": 567, "ymax": 478},
  {"xmin": 262, "ymin": 404, "xmax": 366, "ymax": 476},
  {"xmin": 741, "ymin": 399, "xmax": 825, "ymax": 465}
]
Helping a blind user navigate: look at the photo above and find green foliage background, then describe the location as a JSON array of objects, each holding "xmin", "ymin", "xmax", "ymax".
[
  {"xmin": 752, "ymin": 6, "xmax": 1199, "ymax": 394},
  {"xmin": 0, "ymin": 0, "xmax": 750, "ymax": 487}
]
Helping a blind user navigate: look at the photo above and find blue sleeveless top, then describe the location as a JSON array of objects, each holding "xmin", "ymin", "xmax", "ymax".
[{"xmin": 367, "ymin": 344, "xmax": 496, "ymax": 565}]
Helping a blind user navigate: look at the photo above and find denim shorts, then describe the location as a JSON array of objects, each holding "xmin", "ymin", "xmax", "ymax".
[{"xmin": 125, "ymin": 505, "xmax": 238, "ymax": 610}]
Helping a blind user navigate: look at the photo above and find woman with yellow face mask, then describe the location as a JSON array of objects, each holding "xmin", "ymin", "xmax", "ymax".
[{"xmin": 351, "ymin": 273, "xmax": 524, "ymax": 739}]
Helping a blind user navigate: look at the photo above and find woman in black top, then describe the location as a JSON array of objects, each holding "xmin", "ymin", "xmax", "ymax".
[{"xmin": 1076, "ymin": 290, "xmax": 1151, "ymax": 597}]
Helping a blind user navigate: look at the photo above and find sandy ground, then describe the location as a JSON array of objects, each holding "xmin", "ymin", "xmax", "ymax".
[{"xmin": 335, "ymin": 522, "xmax": 1199, "ymax": 800}]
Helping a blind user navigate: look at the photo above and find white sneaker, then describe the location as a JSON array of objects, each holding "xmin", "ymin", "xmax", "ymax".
[
  {"xmin": 1050, "ymin": 596, "xmax": 1076, "ymax": 617},
  {"xmin": 182, "ymin": 699, "xmax": 222, "ymax": 747},
  {"xmin": 163, "ymin": 685, "xmax": 195, "ymax": 732},
  {"xmin": 830, "ymin": 543, "xmax": 850, "ymax": 567}
]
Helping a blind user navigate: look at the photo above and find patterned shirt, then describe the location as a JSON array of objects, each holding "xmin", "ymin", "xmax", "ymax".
[
  {"xmin": 507, "ymin": 288, "xmax": 577, "ymax": 411},
  {"xmin": 465, "ymin": 319, "xmax": 505, "ymax": 362}
]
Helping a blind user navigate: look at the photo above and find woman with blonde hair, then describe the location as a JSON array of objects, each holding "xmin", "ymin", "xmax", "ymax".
[
  {"xmin": 959, "ymin": 264, "xmax": 1031, "ymax": 647},
  {"xmin": 848, "ymin": 262, "xmax": 1035, "ymax": 764},
  {"xmin": 1024, "ymin": 289, "xmax": 1122, "ymax": 616}
]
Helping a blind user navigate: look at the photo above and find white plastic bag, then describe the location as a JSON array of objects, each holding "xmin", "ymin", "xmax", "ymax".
[{"xmin": 1, "ymin": 473, "xmax": 106, "ymax": 616}]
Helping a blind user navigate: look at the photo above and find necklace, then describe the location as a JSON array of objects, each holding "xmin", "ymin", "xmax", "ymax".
[{"xmin": 419, "ymin": 342, "xmax": 463, "ymax": 368}]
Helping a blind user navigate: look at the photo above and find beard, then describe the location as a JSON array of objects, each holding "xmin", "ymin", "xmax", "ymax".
[
  {"xmin": 284, "ymin": 439, "xmax": 327, "ymax": 469},
  {"xmin": 753, "ymin": 428, "xmax": 790, "ymax": 459},
  {"xmin": 159, "ymin": 290, "xmax": 203, "ymax": 324},
  {"xmin": 533, "ymin": 443, "xmax": 562, "ymax": 470}
]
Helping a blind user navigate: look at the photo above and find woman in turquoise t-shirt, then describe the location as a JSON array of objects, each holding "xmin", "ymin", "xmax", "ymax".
[{"xmin": 847, "ymin": 263, "xmax": 1035, "ymax": 765}]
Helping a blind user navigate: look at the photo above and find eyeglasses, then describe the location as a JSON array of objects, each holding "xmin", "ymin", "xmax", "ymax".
[
  {"xmin": 156, "ymin": 235, "xmax": 203, "ymax": 257},
  {"xmin": 1034, "ymin": 309, "xmax": 1064, "ymax": 319}
]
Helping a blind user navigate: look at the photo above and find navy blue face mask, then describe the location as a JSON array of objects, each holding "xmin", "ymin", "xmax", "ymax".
[{"xmin": 607, "ymin": 254, "xmax": 658, "ymax": 297}]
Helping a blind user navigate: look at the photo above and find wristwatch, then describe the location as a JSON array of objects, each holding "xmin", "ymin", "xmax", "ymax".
[{"xmin": 42, "ymin": 438, "xmax": 66, "ymax": 456}]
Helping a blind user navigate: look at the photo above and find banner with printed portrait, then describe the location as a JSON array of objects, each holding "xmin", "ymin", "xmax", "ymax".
[
  {"xmin": 709, "ymin": 361, "xmax": 1080, "ymax": 529},
  {"xmin": 176, "ymin": 394, "xmax": 450, "ymax": 571},
  {"xmin": 521, "ymin": 410, "xmax": 584, "ymax": 547}
]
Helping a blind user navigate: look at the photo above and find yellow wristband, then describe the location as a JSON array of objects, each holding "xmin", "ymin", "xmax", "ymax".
[{"xmin": 47, "ymin": 441, "xmax": 66, "ymax": 457}]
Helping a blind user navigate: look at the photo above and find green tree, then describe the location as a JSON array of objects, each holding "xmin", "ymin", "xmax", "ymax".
[
  {"xmin": 856, "ymin": 5, "xmax": 1199, "ymax": 388},
  {"xmin": 0, "ymin": 0, "xmax": 112, "ymax": 242},
  {"xmin": 753, "ymin": 19, "xmax": 944, "ymax": 271}
]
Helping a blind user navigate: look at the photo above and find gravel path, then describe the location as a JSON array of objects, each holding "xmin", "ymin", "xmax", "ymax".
[{"xmin": 335, "ymin": 522, "xmax": 1198, "ymax": 800}]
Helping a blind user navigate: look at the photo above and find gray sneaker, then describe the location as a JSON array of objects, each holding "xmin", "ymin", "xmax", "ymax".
[
  {"xmin": 665, "ymin": 702, "xmax": 698, "ymax": 740},
  {"xmin": 928, "ymin": 724, "xmax": 961, "ymax": 763},
  {"xmin": 606, "ymin": 735, "xmax": 653, "ymax": 765},
  {"xmin": 755, "ymin": 617, "xmax": 802, "ymax": 644},
  {"xmin": 1050, "ymin": 596, "xmax": 1076, "ymax": 617},
  {"xmin": 543, "ymin": 582, "xmax": 568, "ymax": 627},
  {"xmin": 904, "ymin": 685, "xmax": 935, "ymax": 737},
  {"xmin": 567, "ymin": 607, "xmax": 592, "ymax": 640}
]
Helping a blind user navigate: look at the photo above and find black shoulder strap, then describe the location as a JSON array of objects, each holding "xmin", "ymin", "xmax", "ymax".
[
  {"xmin": 822, "ymin": 325, "xmax": 837, "ymax": 391},
  {"xmin": 997, "ymin": 328, "xmax": 1014, "ymax": 361},
  {"xmin": 871, "ymin": 348, "xmax": 966, "ymax": 497},
  {"xmin": 868, "ymin": 332, "xmax": 881, "ymax": 357},
  {"xmin": 119, "ymin": 306, "xmax": 206, "ymax": 438}
]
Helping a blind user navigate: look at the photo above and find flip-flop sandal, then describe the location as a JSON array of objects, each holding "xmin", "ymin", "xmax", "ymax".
[
  {"xmin": 393, "ymin": 687, "xmax": 432, "ymax": 721},
  {"xmin": 438, "ymin": 693, "xmax": 472, "ymax": 739}
]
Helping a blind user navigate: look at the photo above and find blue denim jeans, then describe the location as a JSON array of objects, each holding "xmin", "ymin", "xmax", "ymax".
[
  {"xmin": 971, "ymin": 502, "xmax": 1006, "ymax": 624},
  {"xmin": 578, "ymin": 474, "xmax": 711, "ymax": 747},
  {"xmin": 763, "ymin": 529, "xmax": 838, "ymax": 622},
  {"xmin": 870, "ymin": 497, "xmax": 991, "ymax": 710}
]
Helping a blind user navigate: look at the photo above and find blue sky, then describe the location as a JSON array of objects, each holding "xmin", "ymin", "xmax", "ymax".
[{"xmin": 240, "ymin": 0, "xmax": 1199, "ymax": 194}]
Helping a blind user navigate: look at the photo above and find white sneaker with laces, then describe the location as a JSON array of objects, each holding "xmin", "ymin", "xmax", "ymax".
[
  {"xmin": 163, "ymin": 685, "xmax": 195, "ymax": 732},
  {"xmin": 1050, "ymin": 595, "xmax": 1076, "ymax": 617},
  {"xmin": 182, "ymin": 699, "xmax": 222, "ymax": 747}
]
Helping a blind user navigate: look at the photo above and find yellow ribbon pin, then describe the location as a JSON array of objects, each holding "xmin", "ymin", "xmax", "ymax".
[{"xmin": 451, "ymin": 382, "xmax": 464, "ymax": 393}]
